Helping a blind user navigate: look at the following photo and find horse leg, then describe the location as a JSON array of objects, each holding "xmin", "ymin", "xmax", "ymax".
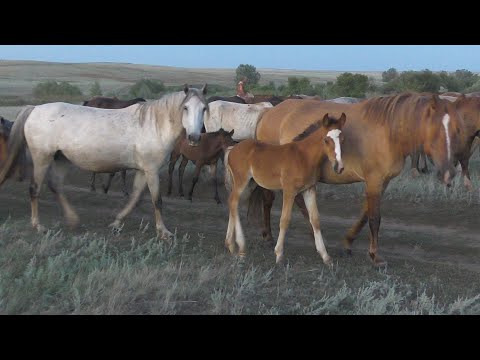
[
  {"xmin": 343, "ymin": 198, "xmax": 368, "ymax": 256},
  {"xmin": 459, "ymin": 157, "xmax": 473, "ymax": 191},
  {"xmin": 178, "ymin": 156, "xmax": 188, "ymax": 197},
  {"xmin": 419, "ymin": 150, "xmax": 429, "ymax": 174},
  {"xmin": 47, "ymin": 158, "xmax": 79, "ymax": 228},
  {"xmin": 29, "ymin": 153, "xmax": 54, "ymax": 232},
  {"xmin": 167, "ymin": 152, "xmax": 179, "ymax": 196},
  {"xmin": 365, "ymin": 179, "xmax": 389, "ymax": 267},
  {"xmin": 294, "ymin": 193, "xmax": 316, "ymax": 240},
  {"xmin": 261, "ymin": 188, "xmax": 275, "ymax": 243},
  {"xmin": 102, "ymin": 172, "xmax": 115, "ymax": 194},
  {"xmin": 274, "ymin": 190, "xmax": 296, "ymax": 264},
  {"xmin": 226, "ymin": 176, "xmax": 249, "ymax": 255},
  {"xmin": 109, "ymin": 171, "xmax": 147, "ymax": 230},
  {"xmin": 90, "ymin": 172, "xmax": 96, "ymax": 192},
  {"xmin": 410, "ymin": 151, "xmax": 421, "ymax": 177},
  {"xmin": 187, "ymin": 161, "xmax": 203, "ymax": 201},
  {"xmin": 208, "ymin": 162, "xmax": 221, "ymax": 204},
  {"xmin": 145, "ymin": 169, "xmax": 172, "ymax": 239},
  {"xmin": 301, "ymin": 186, "xmax": 332, "ymax": 266},
  {"xmin": 120, "ymin": 170, "xmax": 128, "ymax": 197}
]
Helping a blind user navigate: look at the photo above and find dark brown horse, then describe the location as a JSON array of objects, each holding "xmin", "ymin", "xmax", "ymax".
[
  {"xmin": 168, "ymin": 128, "xmax": 236, "ymax": 204},
  {"xmin": 254, "ymin": 93, "xmax": 465, "ymax": 267},
  {"xmin": 82, "ymin": 96, "xmax": 146, "ymax": 108},
  {"xmin": 82, "ymin": 96, "xmax": 146, "ymax": 196},
  {"xmin": 207, "ymin": 95, "xmax": 246, "ymax": 104},
  {"xmin": 248, "ymin": 95, "xmax": 303, "ymax": 106}
]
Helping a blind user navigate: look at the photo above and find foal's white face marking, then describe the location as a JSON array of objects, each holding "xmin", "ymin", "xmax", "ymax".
[
  {"xmin": 442, "ymin": 114, "xmax": 451, "ymax": 160},
  {"xmin": 327, "ymin": 129, "xmax": 343, "ymax": 166},
  {"xmin": 183, "ymin": 95, "xmax": 206, "ymax": 143}
]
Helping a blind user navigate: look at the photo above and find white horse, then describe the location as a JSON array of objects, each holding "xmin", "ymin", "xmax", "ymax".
[
  {"xmin": 326, "ymin": 97, "xmax": 363, "ymax": 104},
  {"xmin": 205, "ymin": 101, "xmax": 273, "ymax": 141},
  {"xmin": 0, "ymin": 85, "xmax": 208, "ymax": 238}
]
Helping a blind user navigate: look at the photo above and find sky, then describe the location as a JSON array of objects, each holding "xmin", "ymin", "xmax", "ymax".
[{"xmin": 1, "ymin": 45, "xmax": 479, "ymax": 72}]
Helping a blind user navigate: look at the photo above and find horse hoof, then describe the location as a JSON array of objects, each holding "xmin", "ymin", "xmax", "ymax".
[
  {"xmin": 34, "ymin": 224, "xmax": 47, "ymax": 234},
  {"xmin": 215, "ymin": 198, "xmax": 221, "ymax": 205},
  {"xmin": 323, "ymin": 256, "xmax": 334, "ymax": 269},
  {"xmin": 411, "ymin": 168, "xmax": 421, "ymax": 178},
  {"xmin": 369, "ymin": 253, "xmax": 387, "ymax": 268},
  {"xmin": 66, "ymin": 216, "xmax": 80, "ymax": 229},
  {"xmin": 159, "ymin": 229, "xmax": 174, "ymax": 240},
  {"xmin": 275, "ymin": 253, "xmax": 284, "ymax": 264},
  {"xmin": 226, "ymin": 242, "xmax": 236, "ymax": 254},
  {"xmin": 343, "ymin": 248, "xmax": 353, "ymax": 257},
  {"xmin": 109, "ymin": 221, "xmax": 123, "ymax": 235}
]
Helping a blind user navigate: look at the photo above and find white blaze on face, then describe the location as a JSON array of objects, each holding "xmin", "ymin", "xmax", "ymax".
[
  {"xmin": 327, "ymin": 129, "xmax": 342, "ymax": 167},
  {"xmin": 442, "ymin": 114, "xmax": 451, "ymax": 160}
]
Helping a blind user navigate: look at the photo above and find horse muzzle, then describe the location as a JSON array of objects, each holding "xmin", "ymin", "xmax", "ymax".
[
  {"xmin": 333, "ymin": 161, "xmax": 344, "ymax": 174},
  {"xmin": 188, "ymin": 134, "xmax": 201, "ymax": 146}
]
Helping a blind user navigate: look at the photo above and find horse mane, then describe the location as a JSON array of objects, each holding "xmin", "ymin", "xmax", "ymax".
[
  {"xmin": 293, "ymin": 116, "xmax": 342, "ymax": 141},
  {"xmin": 135, "ymin": 89, "xmax": 208, "ymax": 130}
]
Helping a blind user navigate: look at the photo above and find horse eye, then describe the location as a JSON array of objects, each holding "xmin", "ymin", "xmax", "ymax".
[
  {"xmin": 203, "ymin": 107, "xmax": 207, "ymax": 112},
  {"xmin": 324, "ymin": 138, "xmax": 329, "ymax": 144},
  {"xmin": 184, "ymin": 106, "xmax": 188, "ymax": 111}
]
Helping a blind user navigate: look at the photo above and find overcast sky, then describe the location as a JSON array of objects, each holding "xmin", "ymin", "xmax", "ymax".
[{"xmin": 1, "ymin": 45, "xmax": 479, "ymax": 71}]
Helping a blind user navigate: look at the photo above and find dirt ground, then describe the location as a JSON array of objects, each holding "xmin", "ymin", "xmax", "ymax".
[{"xmin": 1, "ymin": 163, "xmax": 479, "ymax": 274}]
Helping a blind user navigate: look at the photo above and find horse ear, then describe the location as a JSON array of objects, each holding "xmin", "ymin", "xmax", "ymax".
[
  {"xmin": 229, "ymin": 129, "xmax": 234, "ymax": 136},
  {"xmin": 0, "ymin": 117, "xmax": 4, "ymax": 125},
  {"xmin": 184, "ymin": 84, "xmax": 189, "ymax": 94},
  {"xmin": 338, "ymin": 112, "xmax": 347, "ymax": 128},
  {"xmin": 430, "ymin": 94, "xmax": 440, "ymax": 110},
  {"xmin": 322, "ymin": 113, "xmax": 331, "ymax": 127},
  {"xmin": 202, "ymin": 83, "xmax": 208, "ymax": 95}
]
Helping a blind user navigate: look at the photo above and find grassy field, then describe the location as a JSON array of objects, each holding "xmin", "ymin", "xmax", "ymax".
[{"xmin": 0, "ymin": 60, "xmax": 383, "ymax": 98}]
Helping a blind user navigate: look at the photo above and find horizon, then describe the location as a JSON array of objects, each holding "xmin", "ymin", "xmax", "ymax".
[{"xmin": 1, "ymin": 45, "xmax": 480, "ymax": 72}]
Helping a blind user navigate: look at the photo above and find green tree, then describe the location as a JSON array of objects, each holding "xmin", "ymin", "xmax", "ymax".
[
  {"xmin": 129, "ymin": 79, "xmax": 165, "ymax": 99},
  {"xmin": 33, "ymin": 80, "xmax": 83, "ymax": 99},
  {"xmin": 382, "ymin": 68, "xmax": 399, "ymax": 83},
  {"xmin": 334, "ymin": 73, "xmax": 370, "ymax": 98},
  {"xmin": 382, "ymin": 69, "xmax": 442, "ymax": 94},
  {"xmin": 235, "ymin": 64, "xmax": 261, "ymax": 85},
  {"xmin": 89, "ymin": 80, "xmax": 103, "ymax": 97}
]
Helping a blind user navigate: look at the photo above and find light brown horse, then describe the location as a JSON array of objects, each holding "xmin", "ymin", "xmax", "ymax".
[
  {"xmin": 168, "ymin": 128, "xmax": 236, "ymax": 204},
  {"xmin": 224, "ymin": 113, "xmax": 346, "ymax": 265},
  {"xmin": 445, "ymin": 95, "xmax": 480, "ymax": 190},
  {"xmin": 254, "ymin": 93, "xmax": 465, "ymax": 267}
]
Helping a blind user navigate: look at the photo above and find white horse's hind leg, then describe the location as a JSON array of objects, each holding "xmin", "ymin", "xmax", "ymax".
[
  {"xmin": 144, "ymin": 170, "xmax": 173, "ymax": 239},
  {"xmin": 29, "ymin": 153, "xmax": 54, "ymax": 232},
  {"xmin": 302, "ymin": 186, "xmax": 332, "ymax": 266},
  {"xmin": 47, "ymin": 158, "xmax": 79, "ymax": 228},
  {"xmin": 110, "ymin": 171, "xmax": 147, "ymax": 230}
]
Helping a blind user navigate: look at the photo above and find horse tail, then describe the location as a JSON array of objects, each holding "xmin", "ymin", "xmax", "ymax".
[
  {"xmin": 0, "ymin": 105, "xmax": 35, "ymax": 186},
  {"xmin": 246, "ymin": 185, "xmax": 264, "ymax": 226},
  {"xmin": 224, "ymin": 146, "xmax": 234, "ymax": 193}
]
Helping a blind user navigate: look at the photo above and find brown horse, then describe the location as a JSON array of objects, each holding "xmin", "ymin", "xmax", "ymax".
[
  {"xmin": 254, "ymin": 93, "xmax": 465, "ymax": 267},
  {"xmin": 443, "ymin": 95, "xmax": 480, "ymax": 190},
  {"xmin": 0, "ymin": 116, "xmax": 27, "ymax": 182},
  {"xmin": 82, "ymin": 96, "xmax": 146, "ymax": 196},
  {"xmin": 82, "ymin": 96, "xmax": 146, "ymax": 108},
  {"xmin": 168, "ymin": 128, "xmax": 236, "ymax": 204},
  {"xmin": 224, "ymin": 113, "xmax": 346, "ymax": 265},
  {"xmin": 248, "ymin": 95, "xmax": 303, "ymax": 106}
]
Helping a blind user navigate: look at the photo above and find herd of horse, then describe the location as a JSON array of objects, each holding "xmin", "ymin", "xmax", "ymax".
[{"xmin": 0, "ymin": 86, "xmax": 478, "ymax": 268}]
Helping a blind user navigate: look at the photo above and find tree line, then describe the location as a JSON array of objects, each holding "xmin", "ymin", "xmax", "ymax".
[{"xmin": 20, "ymin": 64, "xmax": 480, "ymax": 106}]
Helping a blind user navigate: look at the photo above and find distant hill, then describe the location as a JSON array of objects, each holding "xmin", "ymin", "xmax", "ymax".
[{"xmin": 0, "ymin": 60, "xmax": 383, "ymax": 97}]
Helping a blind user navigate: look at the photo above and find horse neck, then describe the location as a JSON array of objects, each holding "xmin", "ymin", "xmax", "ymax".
[{"xmin": 295, "ymin": 127, "xmax": 330, "ymax": 165}]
